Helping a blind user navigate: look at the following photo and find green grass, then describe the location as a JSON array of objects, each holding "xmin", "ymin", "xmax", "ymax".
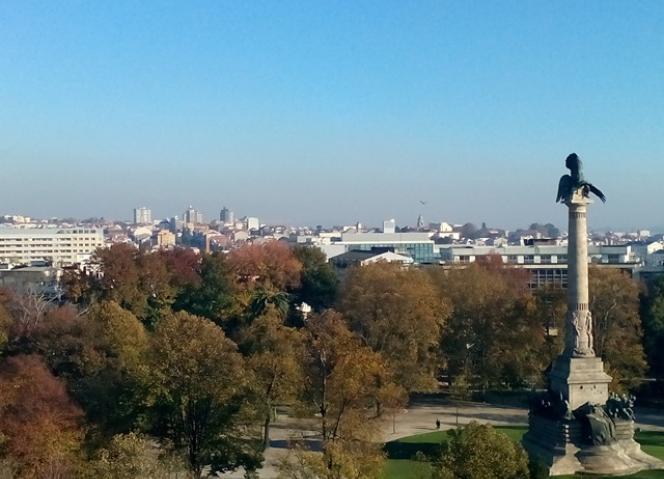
[{"xmin": 382, "ymin": 427, "xmax": 664, "ymax": 479}]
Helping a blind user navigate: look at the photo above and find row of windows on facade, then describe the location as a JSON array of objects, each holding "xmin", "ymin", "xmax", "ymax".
[{"xmin": 455, "ymin": 254, "xmax": 624, "ymax": 264}]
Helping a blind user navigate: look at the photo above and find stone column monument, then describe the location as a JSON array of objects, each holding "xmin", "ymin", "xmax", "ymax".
[
  {"xmin": 548, "ymin": 189, "xmax": 612, "ymax": 411},
  {"xmin": 523, "ymin": 153, "xmax": 663, "ymax": 476}
]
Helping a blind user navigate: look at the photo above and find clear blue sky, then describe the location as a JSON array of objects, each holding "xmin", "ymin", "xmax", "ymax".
[{"xmin": 1, "ymin": 1, "xmax": 663, "ymax": 229}]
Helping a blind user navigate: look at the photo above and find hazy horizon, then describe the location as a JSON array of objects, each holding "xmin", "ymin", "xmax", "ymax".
[{"xmin": 2, "ymin": 2, "xmax": 663, "ymax": 230}]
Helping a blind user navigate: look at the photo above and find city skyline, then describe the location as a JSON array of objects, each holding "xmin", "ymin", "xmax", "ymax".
[
  {"xmin": 1, "ymin": 204, "xmax": 661, "ymax": 234},
  {"xmin": 1, "ymin": 2, "xmax": 663, "ymax": 228}
]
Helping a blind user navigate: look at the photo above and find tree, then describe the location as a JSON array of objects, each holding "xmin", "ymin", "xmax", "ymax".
[
  {"xmin": 298, "ymin": 310, "xmax": 403, "ymax": 478},
  {"xmin": 433, "ymin": 422, "xmax": 529, "ymax": 479},
  {"xmin": 432, "ymin": 263, "xmax": 545, "ymax": 391},
  {"xmin": 160, "ymin": 248, "xmax": 201, "ymax": 290},
  {"xmin": 240, "ymin": 308, "xmax": 305, "ymax": 450},
  {"xmin": 146, "ymin": 311, "xmax": 261, "ymax": 478},
  {"xmin": 0, "ymin": 355, "xmax": 84, "ymax": 478},
  {"xmin": 227, "ymin": 241, "xmax": 302, "ymax": 291},
  {"xmin": 532, "ymin": 286, "xmax": 566, "ymax": 365},
  {"xmin": 459, "ymin": 223, "xmax": 478, "ymax": 240},
  {"xmin": 589, "ymin": 268, "xmax": 647, "ymax": 391},
  {"xmin": 61, "ymin": 267, "xmax": 94, "ymax": 304},
  {"xmin": 173, "ymin": 252, "xmax": 238, "ymax": 325},
  {"xmin": 0, "ymin": 303, "xmax": 10, "ymax": 354},
  {"xmin": 641, "ymin": 275, "xmax": 664, "ymax": 378},
  {"xmin": 292, "ymin": 246, "xmax": 338, "ymax": 310},
  {"xmin": 9, "ymin": 301, "xmax": 150, "ymax": 439},
  {"xmin": 88, "ymin": 432, "xmax": 183, "ymax": 479},
  {"xmin": 3, "ymin": 288, "xmax": 52, "ymax": 341},
  {"xmin": 340, "ymin": 263, "xmax": 449, "ymax": 391},
  {"xmin": 249, "ymin": 288, "xmax": 291, "ymax": 320},
  {"xmin": 72, "ymin": 301, "xmax": 150, "ymax": 437},
  {"xmin": 94, "ymin": 243, "xmax": 147, "ymax": 317},
  {"xmin": 137, "ymin": 252, "xmax": 175, "ymax": 326}
]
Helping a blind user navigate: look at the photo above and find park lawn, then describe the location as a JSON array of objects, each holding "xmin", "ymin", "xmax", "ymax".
[{"xmin": 382, "ymin": 426, "xmax": 664, "ymax": 479}]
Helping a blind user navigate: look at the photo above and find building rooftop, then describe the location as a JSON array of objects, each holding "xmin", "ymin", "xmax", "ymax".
[{"xmin": 339, "ymin": 232, "xmax": 434, "ymax": 243}]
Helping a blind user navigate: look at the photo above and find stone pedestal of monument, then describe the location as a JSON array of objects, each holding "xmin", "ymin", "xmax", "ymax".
[
  {"xmin": 549, "ymin": 357, "xmax": 611, "ymax": 411},
  {"xmin": 523, "ymin": 187, "xmax": 663, "ymax": 476}
]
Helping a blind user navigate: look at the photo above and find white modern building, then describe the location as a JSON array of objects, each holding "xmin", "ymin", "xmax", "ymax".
[
  {"xmin": 0, "ymin": 228, "xmax": 104, "ymax": 266},
  {"xmin": 133, "ymin": 206, "xmax": 152, "ymax": 225},
  {"xmin": 244, "ymin": 216, "xmax": 260, "ymax": 231},
  {"xmin": 318, "ymin": 231, "xmax": 436, "ymax": 263},
  {"xmin": 383, "ymin": 218, "xmax": 396, "ymax": 234}
]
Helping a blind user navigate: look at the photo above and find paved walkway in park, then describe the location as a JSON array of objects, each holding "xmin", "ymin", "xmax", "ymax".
[{"xmin": 219, "ymin": 399, "xmax": 664, "ymax": 478}]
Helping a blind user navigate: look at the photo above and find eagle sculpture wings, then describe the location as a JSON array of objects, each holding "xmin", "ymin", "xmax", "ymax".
[{"xmin": 556, "ymin": 153, "xmax": 606, "ymax": 203}]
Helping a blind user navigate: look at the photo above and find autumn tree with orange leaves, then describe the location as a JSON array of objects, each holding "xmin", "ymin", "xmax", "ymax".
[
  {"xmin": 0, "ymin": 355, "xmax": 84, "ymax": 478},
  {"xmin": 226, "ymin": 241, "xmax": 302, "ymax": 291}
]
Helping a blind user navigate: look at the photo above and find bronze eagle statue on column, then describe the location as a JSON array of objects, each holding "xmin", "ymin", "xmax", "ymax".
[{"xmin": 556, "ymin": 153, "xmax": 606, "ymax": 203}]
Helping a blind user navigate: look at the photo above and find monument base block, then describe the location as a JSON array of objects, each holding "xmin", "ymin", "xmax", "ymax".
[{"xmin": 549, "ymin": 356, "xmax": 612, "ymax": 410}]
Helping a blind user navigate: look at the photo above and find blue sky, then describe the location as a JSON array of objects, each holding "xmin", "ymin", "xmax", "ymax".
[{"xmin": 1, "ymin": 1, "xmax": 663, "ymax": 229}]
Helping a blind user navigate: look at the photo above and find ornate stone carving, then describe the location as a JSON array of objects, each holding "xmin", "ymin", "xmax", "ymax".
[{"xmin": 569, "ymin": 309, "xmax": 595, "ymax": 357}]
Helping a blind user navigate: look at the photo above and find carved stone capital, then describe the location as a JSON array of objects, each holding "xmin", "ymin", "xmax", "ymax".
[{"xmin": 564, "ymin": 187, "xmax": 593, "ymax": 207}]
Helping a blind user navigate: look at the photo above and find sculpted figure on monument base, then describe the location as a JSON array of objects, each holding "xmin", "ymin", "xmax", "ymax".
[{"xmin": 569, "ymin": 309, "xmax": 595, "ymax": 357}]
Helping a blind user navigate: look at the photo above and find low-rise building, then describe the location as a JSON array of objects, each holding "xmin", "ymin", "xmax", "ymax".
[
  {"xmin": 438, "ymin": 243, "xmax": 641, "ymax": 288},
  {"xmin": 0, "ymin": 264, "xmax": 62, "ymax": 299},
  {"xmin": 330, "ymin": 231, "xmax": 436, "ymax": 263},
  {"xmin": 0, "ymin": 227, "xmax": 104, "ymax": 266}
]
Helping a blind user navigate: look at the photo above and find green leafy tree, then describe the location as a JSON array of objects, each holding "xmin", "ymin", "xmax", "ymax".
[
  {"xmin": 340, "ymin": 263, "xmax": 449, "ymax": 391},
  {"xmin": 433, "ymin": 422, "xmax": 529, "ymax": 479},
  {"xmin": 137, "ymin": 252, "xmax": 175, "ymax": 327},
  {"xmin": 19, "ymin": 301, "xmax": 149, "ymax": 439},
  {"xmin": 173, "ymin": 253, "xmax": 238, "ymax": 325},
  {"xmin": 146, "ymin": 311, "xmax": 261, "ymax": 478},
  {"xmin": 73, "ymin": 301, "xmax": 150, "ymax": 437},
  {"xmin": 249, "ymin": 288, "xmax": 291, "ymax": 320},
  {"xmin": 641, "ymin": 275, "xmax": 664, "ymax": 378},
  {"xmin": 292, "ymin": 246, "xmax": 338, "ymax": 310}
]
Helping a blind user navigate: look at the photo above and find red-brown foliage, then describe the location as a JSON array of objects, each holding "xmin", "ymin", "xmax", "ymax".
[
  {"xmin": 0, "ymin": 355, "xmax": 83, "ymax": 477},
  {"xmin": 226, "ymin": 241, "xmax": 302, "ymax": 290},
  {"xmin": 160, "ymin": 247, "xmax": 202, "ymax": 288}
]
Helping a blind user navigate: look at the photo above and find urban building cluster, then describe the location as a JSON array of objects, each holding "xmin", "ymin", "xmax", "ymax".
[{"xmin": 1, "ymin": 209, "xmax": 663, "ymax": 297}]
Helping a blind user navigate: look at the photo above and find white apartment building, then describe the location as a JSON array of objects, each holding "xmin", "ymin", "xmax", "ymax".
[
  {"xmin": 244, "ymin": 216, "xmax": 260, "ymax": 231},
  {"xmin": 0, "ymin": 228, "xmax": 104, "ymax": 266}
]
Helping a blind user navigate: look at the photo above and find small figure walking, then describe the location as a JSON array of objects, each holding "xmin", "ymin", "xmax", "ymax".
[{"xmin": 435, "ymin": 418, "xmax": 441, "ymax": 430}]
